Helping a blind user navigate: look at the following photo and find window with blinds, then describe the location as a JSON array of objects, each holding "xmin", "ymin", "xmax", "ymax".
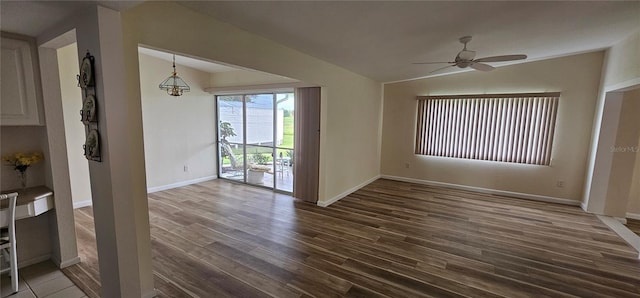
[{"xmin": 415, "ymin": 92, "xmax": 559, "ymax": 165}]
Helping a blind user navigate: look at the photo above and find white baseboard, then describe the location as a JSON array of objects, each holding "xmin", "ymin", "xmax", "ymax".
[
  {"xmin": 627, "ymin": 213, "xmax": 640, "ymax": 220},
  {"xmin": 72, "ymin": 176, "xmax": 218, "ymax": 208},
  {"xmin": 147, "ymin": 175, "xmax": 217, "ymax": 193},
  {"xmin": 57, "ymin": 256, "xmax": 81, "ymax": 268},
  {"xmin": 18, "ymin": 254, "xmax": 51, "ymax": 269},
  {"xmin": 317, "ymin": 175, "xmax": 381, "ymax": 207},
  {"xmin": 381, "ymin": 175, "xmax": 580, "ymax": 206},
  {"xmin": 73, "ymin": 200, "xmax": 93, "ymax": 209}
]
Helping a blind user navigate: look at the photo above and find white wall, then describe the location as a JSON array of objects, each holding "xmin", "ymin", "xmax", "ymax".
[
  {"xmin": 604, "ymin": 90, "xmax": 640, "ymax": 216},
  {"xmin": 210, "ymin": 69, "xmax": 297, "ymax": 87},
  {"xmin": 139, "ymin": 53, "xmax": 217, "ymax": 189},
  {"xmin": 0, "ymin": 126, "xmax": 47, "ymax": 189},
  {"xmin": 624, "ymin": 88, "xmax": 640, "ymax": 217},
  {"xmin": 123, "ymin": 2, "xmax": 382, "ymax": 204},
  {"xmin": 584, "ymin": 31, "xmax": 640, "ymax": 215},
  {"xmin": 627, "ymin": 134, "xmax": 640, "ymax": 216},
  {"xmin": 38, "ymin": 6, "xmax": 155, "ymax": 296},
  {"xmin": 381, "ymin": 52, "xmax": 604, "ymax": 202},
  {"xmin": 39, "ymin": 40, "xmax": 80, "ymax": 269},
  {"xmin": 603, "ymin": 31, "xmax": 640, "ymax": 89},
  {"xmin": 57, "ymin": 43, "xmax": 92, "ymax": 206}
]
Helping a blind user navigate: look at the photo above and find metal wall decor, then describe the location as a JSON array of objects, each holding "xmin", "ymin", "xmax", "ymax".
[
  {"xmin": 84, "ymin": 129, "xmax": 100, "ymax": 159},
  {"xmin": 79, "ymin": 52, "xmax": 94, "ymax": 88},
  {"xmin": 81, "ymin": 95, "xmax": 97, "ymax": 124},
  {"xmin": 77, "ymin": 51, "xmax": 101, "ymax": 162}
]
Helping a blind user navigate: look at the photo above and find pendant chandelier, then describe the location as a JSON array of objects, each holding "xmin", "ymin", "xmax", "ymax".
[{"xmin": 159, "ymin": 54, "xmax": 190, "ymax": 96}]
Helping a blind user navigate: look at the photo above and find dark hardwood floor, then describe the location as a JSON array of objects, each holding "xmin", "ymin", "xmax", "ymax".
[
  {"xmin": 63, "ymin": 179, "xmax": 640, "ymax": 297},
  {"xmin": 626, "ymin": 219, "xmax": 640, "ymax": 237}
]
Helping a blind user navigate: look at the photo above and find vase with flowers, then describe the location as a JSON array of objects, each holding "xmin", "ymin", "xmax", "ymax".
[{"xmin": 2, "ymin": 152, "xmax": 43, "ymax": 189}]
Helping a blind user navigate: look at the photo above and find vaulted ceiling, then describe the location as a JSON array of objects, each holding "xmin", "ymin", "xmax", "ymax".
[
  {"xmin": 2, "ymin": 1, "xmax": 639, "ymax": 82},
  {"xmin": 177, "ymin": 1, "xmax": 640, "ymax": 82}
]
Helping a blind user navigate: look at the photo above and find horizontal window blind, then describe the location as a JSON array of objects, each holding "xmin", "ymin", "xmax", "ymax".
[{"xmin": 415, "ymin": 93, "xmax": 559, "ymax": 165}]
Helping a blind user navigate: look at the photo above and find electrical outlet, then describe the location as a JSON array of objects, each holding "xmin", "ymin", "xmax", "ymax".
[
  {"xmin": 184, "ymin": 165, "xmax": 189, "ymax": 172},
  {"xmin": 556, "ymin": 180, "xmax": 564, "ymax": 188}
]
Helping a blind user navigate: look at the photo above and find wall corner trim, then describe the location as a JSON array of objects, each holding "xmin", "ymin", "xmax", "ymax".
[
  {"xmin": 317, "ymin": 175, "xmax": 381, "ymax": 207},
  {"xmin": 581, "ymin": 201, "xmax": 589, "ymax": 212},
  {"xmin": 381, "ymin": 175, "xmax": 581, "ymax": 206},
  {"xmin": 147, "ymin": 175, "xmax": 218, "ymax": 193}
]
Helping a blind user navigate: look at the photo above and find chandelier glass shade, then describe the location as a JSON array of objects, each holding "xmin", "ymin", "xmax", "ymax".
[{"xmin": 159, "ymin": 54, "xmax": 190, "ymax": 96}]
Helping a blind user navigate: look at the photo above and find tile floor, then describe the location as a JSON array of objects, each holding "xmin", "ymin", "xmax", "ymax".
[{"xmin": 1, "ymin": 261, "xmax": 86, "ymax": 298}]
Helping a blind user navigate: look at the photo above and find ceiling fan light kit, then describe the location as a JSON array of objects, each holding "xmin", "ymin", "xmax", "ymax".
[{"xmin": 414, "ymin": 36, "xmax": 527, "ymax": 74}]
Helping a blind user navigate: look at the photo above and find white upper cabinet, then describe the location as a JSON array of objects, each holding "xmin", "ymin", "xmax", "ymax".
[{"xmin": 1, "ymin": 35, "xmax": 44, "ymax": 126}]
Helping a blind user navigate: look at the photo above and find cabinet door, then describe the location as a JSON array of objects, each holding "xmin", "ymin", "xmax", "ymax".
[{"xmin": 1, "ymin": 37, "xmax": 43, "ymax": 126}]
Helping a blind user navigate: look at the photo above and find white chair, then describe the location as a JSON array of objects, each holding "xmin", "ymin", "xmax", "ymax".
[
  {"xmin": 1, "ymin": 192, "xmax": 18, "ymax": 294},
  {"xmin": 275, "ymin": 157, "xmax": 291, "ymax": 178}
]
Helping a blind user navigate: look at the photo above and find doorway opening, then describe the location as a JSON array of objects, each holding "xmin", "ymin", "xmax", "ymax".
[{"xmin": 217, "ymin": 92, "xmax": 295, "ymax": 193}]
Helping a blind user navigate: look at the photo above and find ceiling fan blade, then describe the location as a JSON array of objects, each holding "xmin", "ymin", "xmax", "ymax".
[
  {"xmin": 429, "ymin": 64, "xmax": 455, "ymax": 74},
  {"xmin": 474, "ymin": 54, "xmax": 527, "ymax": 63},
  {"xmin": 470, "ymin": 62, "xmax": 494, "ymax": 71},
  {"xmin": 413, "ymin": 61, "xmax": 454, "ymax": 65}
]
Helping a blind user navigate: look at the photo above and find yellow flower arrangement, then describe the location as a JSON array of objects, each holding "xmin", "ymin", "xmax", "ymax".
[{"xmin": 3, "ymin": 152, "xmax": 43, "ymax": 173}]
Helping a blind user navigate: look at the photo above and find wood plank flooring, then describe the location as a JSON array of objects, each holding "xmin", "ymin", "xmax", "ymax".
[
  {"xmin": 63, "ymin": 179, "xmax": 640, "ymax": 297},
  {"xmin": 626, "ymin": 219, "xmax": 640, "ymax": 236}
]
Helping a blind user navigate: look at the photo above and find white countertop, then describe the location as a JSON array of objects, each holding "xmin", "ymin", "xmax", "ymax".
[{"xmin": 1, "ymin": 186, "xmax": 54, "ymax": 226}]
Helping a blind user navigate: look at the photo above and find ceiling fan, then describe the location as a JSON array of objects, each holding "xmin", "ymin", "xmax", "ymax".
[{"xmin": 414, "ymin": 36, "xmax": 527, "ymax": 73}]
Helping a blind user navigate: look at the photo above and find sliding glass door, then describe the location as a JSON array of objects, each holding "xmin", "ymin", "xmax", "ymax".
[
  {"xmin": 245, "ymin": 94, "xmax": 275, "ymax": 187},
  {"xmin": 217, "ymin": 95, "xmax": 245, "ymax": 183},
  {"xmin": 275, "ymin": 93, "xmax": 294, "ymax": 192},
  {"xmin": 216, "ymin": 92, "xmax": 294, "ymax": 193}
]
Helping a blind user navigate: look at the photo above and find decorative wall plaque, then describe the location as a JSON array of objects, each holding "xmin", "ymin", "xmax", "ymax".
[
  {"xmin": 83, "ymin": 129, "xmax": 101, "ymax": 161},
  {"xmin": 78, "ymin": 51, "xmax": 101, "ymax": 162},
  {"xmin": 80, "ymin": 94, "xmax": 97, "ymax": 124},
  {"xmin": 79, "ymin": 52, "xmax": 95, "ymax": 88}
]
